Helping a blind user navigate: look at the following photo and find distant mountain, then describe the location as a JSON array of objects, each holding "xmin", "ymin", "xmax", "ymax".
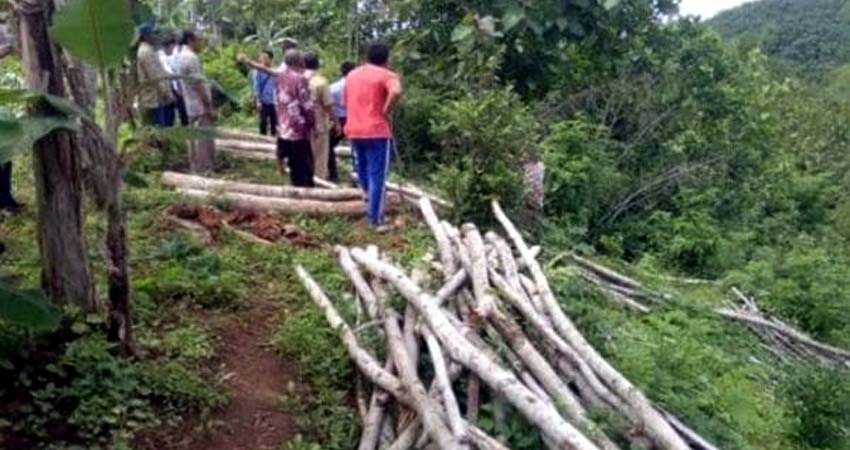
[{"xmin": 710, "ymin": 0, "xmax": 850, "ymax": 77}]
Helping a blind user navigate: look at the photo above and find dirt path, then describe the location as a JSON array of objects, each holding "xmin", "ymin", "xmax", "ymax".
[
  {"xmin": 199, "ymin": 299, "xmax": 299, "ymax": 450},
  {"xmin": 144, "ymin": 299, "xmax": 300, "ymax": 450}
]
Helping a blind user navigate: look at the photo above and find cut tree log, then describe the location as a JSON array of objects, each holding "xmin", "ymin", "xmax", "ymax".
[
  {"xmin": 216, "ymin": 148, "xmax": 343, "ymax": 190},
  {"xmin": 218, "ymin": 147, "xmax": 276, "ymax": 161},
  {"xmin": 296, "ymin": 265, "xmax": 509, "ymax": 450},
  {"xmin": 217, "ymin": 128, "xmax": 277, "ymax": 144},
  {"xmin": 570, "ymin": 252, "xmax": 643, "ymax": 291},
  {"xmin": 163, "ymin": 172, "xmax": 364, "ymax": 201},
  {"xmin": 419, "ymin": 198, "xmax": 457, "ymax": 276},
  {"xmin": 423, "ymin": 331, "xmax": 465, "ymax": 439},
  {"xmin": 492, "ymin": 200, "xmax": 691, "ymax": 450},
  {"xmin": 383, "ymin": 313, "xmax": 464, "ymax": 450},
  {"xmin": 718, "ymin": 289, "xmax": 850, "ymax": 369},
  {"xmin": 487, "ymin": 309, "xmax": 620, "ymax": 450},
  {"xmin": 177, "ymin": 188, "xmax": 396, "ymax": 217},
  {"xmin": 350, "ymin": 248, "xmax": 603, "ymax": 450},
  {"xmin": 351, "ymin": 172, "xmax": 452, "ymax": 209},
  {"xmin": 462, "ymin": 224, "xmax": 497, "ymax": 318},
  {"xmin": 215, "ymin": 138, "xmax": 277, "ymax": 153}
]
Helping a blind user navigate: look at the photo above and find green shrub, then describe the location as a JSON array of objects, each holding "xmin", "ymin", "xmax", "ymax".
[
  {"xmin": 16, "ymin": 334, "xmax": 222, "ymax": 448},
  {"xmin": 134, "ymin": 235, "xmax": 244, "ymax": 309},
  {"xmin": 393, "ymin": 86, "xmax": 446, "ymax": 176},
  {"xmin": 541, "ymin": 119, "xmax": 625, "ymax": 241},
  {"xmin": 430, "ymin": 88, "xmax": 539, "ymax": 225},
  {"xmin": 727, "ymin": 240, "xmax": 850, "ymax": 347},
  {"xmin": 203, "ymin": 43, "xmax": 254, "ymax": 116},
  {"xmin": 782, "ymin": 366, "xmax": 850, "ymax": 450}
]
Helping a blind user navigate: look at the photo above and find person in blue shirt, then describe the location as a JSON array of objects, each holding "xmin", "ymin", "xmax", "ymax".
[
  {"xmin": 252, "ymin": 50, "xmax": 278, "ymax": 136},
  {"xmin": 328, "ymin": 61, "xmax": 356, "ymax": 182}
]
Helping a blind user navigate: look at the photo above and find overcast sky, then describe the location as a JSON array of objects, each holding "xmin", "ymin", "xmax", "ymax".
[{"xmin": 678, "ymin": 0, "xmax": 754, "ymax": 19}]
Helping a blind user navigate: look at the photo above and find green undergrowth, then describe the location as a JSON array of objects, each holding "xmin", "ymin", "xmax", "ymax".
[
  {"xmin": 551, "ymin": 262, "xmax": 850, "ymax": 450},
  {"xmin": 4, "ymin": 141, "xmax": 849, "ymax": 450}
]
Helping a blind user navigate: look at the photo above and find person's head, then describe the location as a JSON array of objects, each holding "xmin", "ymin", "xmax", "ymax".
[
  {"xmin": 366, "ymin": 42, "xmax": 390, "ymax": 67},
  {"xmin": 284, "ymin": 49, "xmax": 305, "ymax": 72},
  {"xmin": 340, "ymin": 61, "xmax": 356, "ymax": 78},
  {"xmin": 161, "ymin": 35, "xmax": 177, "ymax": 55},
  {"xmin": 138, "ymin": 22, "xmax": 156, "ymax": 44},
  {"xmin": 259, "ymin": 49, "xmax": 273, "ymax": 66},
  {"xmin": 304, "ymin": 52, "xmax": 320, "ymax": 71},
  {"xmin": 182, "ymin": 30, "xmax": 204, "ymax": 53},
  {"xmin": 281, "ymin": 37, "xmax": 299, "ymax": 53}
]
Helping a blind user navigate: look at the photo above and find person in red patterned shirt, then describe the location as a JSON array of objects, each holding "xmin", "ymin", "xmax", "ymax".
[{"xmin": 239, "ymin": 49, "xmax": 316, "ymax": 187}]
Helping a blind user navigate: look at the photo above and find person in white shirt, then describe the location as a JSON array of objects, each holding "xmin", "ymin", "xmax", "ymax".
[
  {"xmin": 167, "ymin": 40, "xmax": 189, "ymax": 126},
  {"xmin": 328, "ymin": 61, "xmax": 356, "ymax": 182},
  {"xmin": 178, "ymin": 30, "xmax": 216, "ymax": 173},
  {"xmin": 156, "ymin": 35, "xmax": 179, "ymax": 126}
]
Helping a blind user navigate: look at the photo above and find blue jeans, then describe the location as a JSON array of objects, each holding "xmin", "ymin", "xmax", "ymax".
[
  {"xmin": 352, "ymin": 138, "xmax": 393, "ymax": 227},
  {"xmin": 156, "ymin": 103, "xmax": 176, "ymax": 127}
]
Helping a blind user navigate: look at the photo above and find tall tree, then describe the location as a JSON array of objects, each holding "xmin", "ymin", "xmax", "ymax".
[
  {"xmin": 15, "ymin": 0, "xmax": 96, "ymax": 311},
  {"xmin": 51, "ymin": 0, "xmax": 138, "ymax": 354}
]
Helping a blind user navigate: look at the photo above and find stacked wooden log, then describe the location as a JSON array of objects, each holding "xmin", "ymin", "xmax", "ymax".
[
  {"xmin": 567, "ymin": 255, "xmax": 850, "ymax": 371},
  {"xmin": 718, "ymin": 288, "xmax": 850, "ymax": 370},
  {"xmin": 296, "ymin": 198, "xmax": 717, "ymax": 450},
  {"xmin": 216, "ymin": 128, "xmax": 352, "ymax": 156},
  {"xmin": 213, "ymin": 129, "xmax": 449, "ymax": 207},
  {"xmin": 162, "ymin": 171, "xmax": 401, "ymax": 217}
]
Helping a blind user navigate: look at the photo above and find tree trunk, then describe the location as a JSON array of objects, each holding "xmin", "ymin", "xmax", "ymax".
[
  {"xmin": 16, "ymin": 0, "xmax": 95, "ymax": 311},
  {"xmin": 62, "ymin": 49, "xmax": 133, "ymax": 355},
  {"xmin": 105, "ymin": 184, "xmax": 133, "ymax": 356}
]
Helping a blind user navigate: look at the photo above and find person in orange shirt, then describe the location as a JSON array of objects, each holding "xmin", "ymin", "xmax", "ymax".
[{"xmin": 344, "ymin": 43, "xmax": 403, "ymax": 230}]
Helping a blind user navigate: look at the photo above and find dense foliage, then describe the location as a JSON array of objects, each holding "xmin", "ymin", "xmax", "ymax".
[{"xmin": 710, "ymin": 0, "xmax": 850, "ymax": 78}]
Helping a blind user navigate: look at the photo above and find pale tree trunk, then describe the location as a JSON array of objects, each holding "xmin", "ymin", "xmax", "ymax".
[{"xmin": 16, "ymin": 0, "xmax": 96, "ymax": 311}]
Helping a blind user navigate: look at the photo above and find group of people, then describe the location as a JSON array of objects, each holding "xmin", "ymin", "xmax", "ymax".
[
  {"xmin": 240, "ymin": 40, "xmax": 402, "ymax": 230},
  {"xmin": 137, "ymin": 25, "xmax": 217, "ymax": 172},
  {"xmin": 137, "ymin": 26, "xmax": 404, "ymax": 229}
]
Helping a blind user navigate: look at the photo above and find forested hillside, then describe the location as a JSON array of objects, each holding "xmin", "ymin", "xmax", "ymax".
[
  {"xmin": 1, "ymin": 1, "xmax": 850, "ymax": 450},
  {"xmin": 710, "ymin": 0, "xmax": 850, "ymax": 77}
]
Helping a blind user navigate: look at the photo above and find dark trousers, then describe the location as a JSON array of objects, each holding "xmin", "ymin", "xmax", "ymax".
[
  {"xmin": 157, "ymin": 103, "xmax": 176, "ymax": 127},
  {"xmin": 278, "ymin": 139, "xmax": 314, "ymax": 187},
  {"xmin": 259, "ymin": 104, "xmax": 279, "ymax": 136},
  {"xmin": 0, "ymin": 162, "xmax": 14, "ymax": 206},
  {"xmin": 328, "ymin": 117, "xmax": 346, "ymax": 182},
  {"xmin": 175, "ymin": 92, "xmax": 189, "ymax": 126}
]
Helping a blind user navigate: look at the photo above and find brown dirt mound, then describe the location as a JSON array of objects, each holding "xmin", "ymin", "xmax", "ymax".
[{"xmin": 168, "ymin": 205, "xmax": 318, "ymax": 248}]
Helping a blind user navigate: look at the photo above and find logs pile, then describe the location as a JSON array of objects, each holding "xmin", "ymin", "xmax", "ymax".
[
  {"xmin": 718, "ymin": 288, "xmax": 850, "ymax": 370},
  {"xmin": 162, "ymin": 171, "xmax": 401, "ymax": 217},
  {"xmin": 569, "ymin": 253, "xmax": 657, "ymax": 313},
  {"xmin": 296, "ymin": 198, "xmax": 717, "ymax": 450},
  {"xmin": 567, "ymin": 255, "xmax": 850, "ymax": 371},
  {"xmin": 213, "ymin": 127, "xmax": 452, "ymax": 208}
]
